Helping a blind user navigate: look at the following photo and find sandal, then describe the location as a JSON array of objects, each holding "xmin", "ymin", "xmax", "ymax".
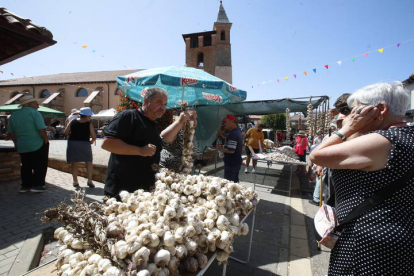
[
  {"xmin": 73, "ymin": 182, "xmax": 80, "ymax": 189},
  {"xmin": 87, "ymin": 181, "xmax": 95, "ymax": 188}
]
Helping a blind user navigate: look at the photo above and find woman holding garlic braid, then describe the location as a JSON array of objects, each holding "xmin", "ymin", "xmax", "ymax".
[
  {"xmin": 310, "ymin": 82, "xmax": 414, "ymax": 276},
  {"xmin": 160, "ymin": 109, "xmax": 202, "ymax": 172}
]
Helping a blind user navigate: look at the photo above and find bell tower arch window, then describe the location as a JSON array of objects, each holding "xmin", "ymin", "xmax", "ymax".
[
  {"xmin": 197, "ymin": 53, "xmax": 204, "ymax": 67},
  {"xmin": 221, "ymin": 31, "xmax": 225, "ymax": 40}
]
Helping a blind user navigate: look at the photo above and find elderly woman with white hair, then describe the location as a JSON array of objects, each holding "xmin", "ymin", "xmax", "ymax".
[{"xmin": 310, "ymin": 82, "xmax": 414, "ymax": 275}]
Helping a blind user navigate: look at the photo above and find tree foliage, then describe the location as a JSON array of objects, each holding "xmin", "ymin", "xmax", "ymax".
[{"xmin": 261, "ymin": 114, "xmax": 286, "ymax": 131}]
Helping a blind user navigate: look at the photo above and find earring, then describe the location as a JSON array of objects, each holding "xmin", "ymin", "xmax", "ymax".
[{"xmin": 379, "ymin": 116, "xmax": 384, "ymax": 121}]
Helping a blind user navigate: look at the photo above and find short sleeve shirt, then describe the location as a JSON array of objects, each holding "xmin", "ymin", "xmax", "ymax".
[
  {"xmin": 245, "ymin": 128, "xmax": 265, "ymax": 149},
  {"xmin": 224, "ymin": 128, "xmax": 243, "ymax": 167},
  {"xmin": 8, "ymin": 107, "xmax": 46, "ymax": 153},
  {"xmin": 103, "ymin": 109, "xmax": 162, "ymax": 196}
]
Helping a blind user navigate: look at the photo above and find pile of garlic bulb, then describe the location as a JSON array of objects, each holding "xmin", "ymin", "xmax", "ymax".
[
  {"xmin": 181, "ymin": 120, "xmax": 195, "ymax": 175},
  {"xmin": 265, "ymin": 152, "xmax": 306, "ymax": 164},
  {"xmin": 274, "ymin": 146, "xmax": 299, "ymax": 160},
  {"xmin": 286, "ymin": 108, "xmax": 291, "ymax": 137},
  {"xmin": 49, "ymin": 170, "xmax": 258, "ymax": 276}
]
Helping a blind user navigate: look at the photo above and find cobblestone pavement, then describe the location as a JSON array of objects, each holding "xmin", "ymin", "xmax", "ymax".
[{"xmin": 0, "ymin": 140, "xmax": 329, "ymax": 276}]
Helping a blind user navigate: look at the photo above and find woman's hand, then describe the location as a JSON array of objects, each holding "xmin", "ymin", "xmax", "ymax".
[{"xmin": 341, "ymin": 105, "xmax": 380, "ymax": 137}]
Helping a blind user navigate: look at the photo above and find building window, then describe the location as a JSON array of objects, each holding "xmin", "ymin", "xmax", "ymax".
[
  {"xmin": 76, "ymin": 88, "xmax": 88, "ymax": 97},
  {"xmin": 10, "ymin": 91, "xmax": 19, "ymax": 98},
  {"xmin": 204, "ymin": 35, "xmax": 212, "ymax": 46},
  {"xmin": 197, "ymin": 53, "xmax": 204, "ymax": 67},
  {"xmin": 221, "ymin": 31, "xmax": 225, "ymax": 41},
  {"xmin": 190, "ymin": 37, "xmax": 198, "ymax": 48},
  {"xmin": 39, "ymin": 89, "xmax": 50, "ymax": 98}
]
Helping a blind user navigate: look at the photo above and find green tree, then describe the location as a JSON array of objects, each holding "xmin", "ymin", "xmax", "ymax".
[{"xmin": 261, "ymin": 114, "xmax": 286, "ymax": 131}]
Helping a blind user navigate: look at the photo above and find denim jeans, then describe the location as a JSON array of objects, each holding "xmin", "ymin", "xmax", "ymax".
[{"xmin": 312, "ymin": 173, "xmax": 327, "ymax": 202}]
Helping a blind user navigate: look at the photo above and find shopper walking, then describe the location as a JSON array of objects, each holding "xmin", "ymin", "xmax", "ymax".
[{"xmin": 64, "ymin": 107, "xmax": 96, "ymax": 189}]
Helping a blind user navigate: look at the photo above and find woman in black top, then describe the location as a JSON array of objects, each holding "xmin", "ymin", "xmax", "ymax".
[{"xmin": 64, "ymin": 107, "xmax": 96, "ymax": 189}]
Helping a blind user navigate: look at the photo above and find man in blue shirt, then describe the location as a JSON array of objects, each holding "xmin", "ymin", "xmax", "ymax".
[
  {"xmin": 217, "ymin": 114, "xmax": 243, "ymax": 182},
  {"xmin": 8, "ymin": 95, "xmax": 49, "ymax": 193}
]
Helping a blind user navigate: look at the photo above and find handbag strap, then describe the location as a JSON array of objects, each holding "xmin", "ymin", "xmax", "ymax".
[{"xmin": 335, "ymin": 167, "xmax": 414, "ymax": 232}]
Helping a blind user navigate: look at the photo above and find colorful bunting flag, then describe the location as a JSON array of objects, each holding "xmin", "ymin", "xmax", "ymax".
[
  {"xmin": 396, "ymin": 43, "xmax": 401, "ymax": 47},
  {"xmin": 0, "ymin": 71, "xmax": 3, "ymax": 74},
  {"xmin": 304, "ymin": 71, "xmax": 307, "ymax": 75},
  {"xmin": 92, "ymin": 50, "xmax": 96, "ymax": 53},
  {"xmin": 277, "ymin": 79, "xmax": 280, "ymax": 83},
  {"xmin": 337, "ymin": 61, "xmax": 342, "ymax": 65},
  {"xmin": 293, "ymin": 74, "xmax": 297, "ymax": 78},
  {"xmin": 351, "ymin": 57, "xmax": 355, "ymax": 62},
  {"xmin": 82, "ymin": 46, "xmax": 88, "ymax": 48},
  {"xmin": 363, "ymin": 53, "xmax": 369, "ymax": 57},
  {"xmin": 284, "ymin": 77, "xmax": 288, "ymax": 80},
  {"xmin": 313, "ymin": 69, "xmax": 316, "ymax": 73},
  {"xmin": 325, "ymin": 65, "xmax": 329, "ymax": 69},
  {"xmin": 377, "ymin": 48, "xmax": 384, "ymax": 53}
]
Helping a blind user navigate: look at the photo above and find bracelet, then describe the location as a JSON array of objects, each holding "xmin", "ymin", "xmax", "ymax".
[{"xmin": 333, "ymin": 131, "xmax": 347, "ymax": 141}]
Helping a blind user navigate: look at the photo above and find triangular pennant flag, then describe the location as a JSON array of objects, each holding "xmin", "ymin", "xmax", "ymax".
[
  {"xmin": 82, "ymin": 46, "xmax": 88, "ymax": 48},
  {"xmin": 251, "ymin": 86, "xmax": 253, "ymax": 88},
  {"xmin": 61, "ymin": 36, "xmax": 65, "ymax": 39},
  {"xmin": 396, "ymin": 43, "xmax": 401, "ymax": 47},
  {"xmin": 377, "ymin": 48, "xmax": 384, "ymax": 53},
  {"xmin": 304, "ymin": 71, "xmax": 307, "ymax": 75},
  {"xmin": 351, "ymin": 57, "xmax": 355, "ymax": 62},
  {"xmin": 284, "ymin": 77, "xmax": 288, "ymax": 80},
  {"xmin": 0, "ymin": 71, "xmax": 3, "ymax": 74},
  {"xmin": 92, "ymin": 50, "xmax": 96, "ymax": 53},
  {"xmin": 325, "ymin": 65, "xmax": 329, "ymax": 69},
  {"xmin": 293, "ymin": 74, "xmax": 297, "ymax": 78},
  {"xmin": 277, "ymin": 79, "xmax": 280, "ymax": 83},
  {"xmin": 313, "ymin": 68, "xmax": 316, "ymax": 73},
  {"xmin": 363, "ymin": 53, "xmax": 368, "ymax": 57},
  {"xmin": 337, "ymin": 61, "xmax": 342, "ymax": 65},
  {"xmin": 10, "ymin": 73, "xmax": 14, "ymax": 76}
]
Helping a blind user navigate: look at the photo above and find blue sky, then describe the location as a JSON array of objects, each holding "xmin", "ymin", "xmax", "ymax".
[{"xmin": 1, "ymin": 0, "xmax": 413, "ymax": 105}]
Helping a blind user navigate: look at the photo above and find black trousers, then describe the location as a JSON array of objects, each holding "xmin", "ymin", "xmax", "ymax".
[{"xmin": 19, "ymin": 142, "xmax": 49, "ymax": 188}]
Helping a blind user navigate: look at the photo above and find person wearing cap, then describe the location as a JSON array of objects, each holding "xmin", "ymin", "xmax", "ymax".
[
  {"xmin": 102, "ymin": 87, "xmax": 190, "ymax": 199},
  {"xmin": 244, "ymin": 124, "xmax": 265, "ymax": 174},
  {"xmin": 65, "ymin": 108, "xmax": 80, "ymax": 125},
  {"xmin": 8, "ymin": 95, "xmax": 49, "ymax": 193},
  {"xmin": 217, "ymin": 114, "xmax": 243, "ymax": 182},
  {"xmin": 64, "ymin": 107, "xmax": 97, "ymax": 189}
]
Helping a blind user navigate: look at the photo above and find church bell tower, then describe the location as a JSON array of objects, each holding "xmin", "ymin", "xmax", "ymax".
[{"xmin": 182, "ymin": 1, "xmax": 233, "ymax": 83}]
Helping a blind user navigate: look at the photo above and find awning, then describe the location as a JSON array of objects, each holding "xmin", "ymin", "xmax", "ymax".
[{"xmin": 0, "ymin": 8, "xmax": 56, "ymax": 65}]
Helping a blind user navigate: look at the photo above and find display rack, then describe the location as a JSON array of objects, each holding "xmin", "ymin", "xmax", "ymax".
[{"xmin": 252, "ymin": 157, "xmax": 306, "ymax": 197}]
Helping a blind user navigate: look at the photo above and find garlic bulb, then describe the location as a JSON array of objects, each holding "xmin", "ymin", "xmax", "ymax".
[{"xmin": 154, "ymin": 249, "xmax": 171, "ymax": 267}]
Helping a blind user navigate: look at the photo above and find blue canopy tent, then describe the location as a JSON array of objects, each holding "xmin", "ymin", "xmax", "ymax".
[{"xmin": 117, "ymin": 65, "xmax": 247, "ymax": 109}]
